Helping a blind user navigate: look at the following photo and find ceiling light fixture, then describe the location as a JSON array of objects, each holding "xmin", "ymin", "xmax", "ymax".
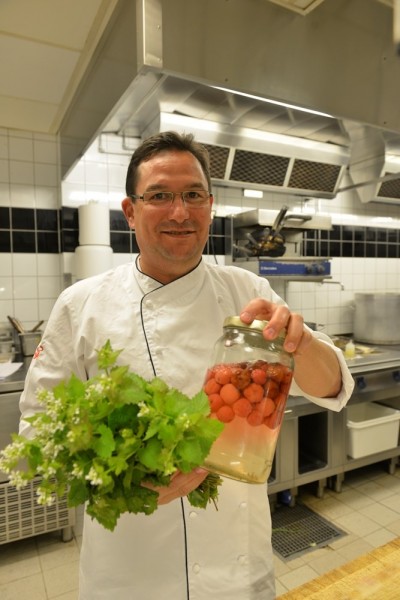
[
  {"xmin": 243, "ymin": 189, "xmax": 264, "ymax": 198},
  {"xmin": 212, "ymin": 85, "xmax": 334, "ymax": 118}
]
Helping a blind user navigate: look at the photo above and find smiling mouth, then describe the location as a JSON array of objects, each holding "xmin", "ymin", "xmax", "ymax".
[{"xmin": 164, "ymin": 230, "xmax": 194, "ymax": 235}]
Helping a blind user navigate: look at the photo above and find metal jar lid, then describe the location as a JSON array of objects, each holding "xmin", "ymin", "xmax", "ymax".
[{"xmin": 222, "ymin": 315, "xmax": 288, "ymax": 341}]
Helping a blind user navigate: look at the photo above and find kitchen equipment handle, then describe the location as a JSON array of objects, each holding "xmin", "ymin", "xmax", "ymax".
[
  {"xmin": 31, "ymin": 320, "xmax": 44, "ymax": 332},
  {"xmin": 269, "ymin": 205, "xmax": 289, "ymax": 237},
  {"xmin": 7, "ymin": 315, "xmax": 25, "ymax": 334},
  {"xmin": 283, "ymin": 214, "xmax": 312, "ymax": 224}
]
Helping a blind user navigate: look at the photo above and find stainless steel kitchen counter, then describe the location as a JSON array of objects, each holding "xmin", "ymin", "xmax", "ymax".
[{"xmin": 0, "ymin": 357, "xmax": 31, "ymax": 394}]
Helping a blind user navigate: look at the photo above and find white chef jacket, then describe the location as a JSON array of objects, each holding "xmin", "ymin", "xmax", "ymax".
[{"xmin": 20, "ymin": 258, "xmax": 354, "ymax": 600}]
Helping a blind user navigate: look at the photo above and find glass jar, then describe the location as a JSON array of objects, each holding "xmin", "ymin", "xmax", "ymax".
[{"xmin": 203, "ymin": 316, "xmax": 294, "ymax": 484}]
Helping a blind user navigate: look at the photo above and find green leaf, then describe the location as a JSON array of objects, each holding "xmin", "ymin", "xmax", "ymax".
[
  {"xmin": 137, "ymin": 438, "xmax": 163, "ymax": 471},
  {"xmin": 187, "ymin": 473, "xmax": 222, "ymax": 510},
  {"xmin": 86, "ymin": 496, "xmax": 120, "ymax": 531},
  {"xmin": 96, "ymin": 339, "xmax": 123, "ymax": 371},
  {"xmin": 176, "ymin": 438, "xmax": 204, "ymax": 467},
  {"xmin": 92, "ymin": 424, "xmax": 115, "ymax": 458},
  {"xmin": 58, "ymin": 374, "xmax": 86, "ymax": 403},
  {"xmin": 107, "ymin": 404, "xmax": 139, "ymax": 432},
  {"xmin": 184, "ymin": 390, "xmax": 211, "ymax": 416},
  {"xmin": 124, "ymin": 485, "xmax": 159, "ymax": 516},
  {"xmin": 157, "ymin": 422, "xmax": 179, "ymax": 446},
  {"xmin": 68, "ymin": 478, "xmax": 90, "ymax": 506},
  {"xmin": 107, "ymin": 455, "xmax": 128, "ymax": 476}
]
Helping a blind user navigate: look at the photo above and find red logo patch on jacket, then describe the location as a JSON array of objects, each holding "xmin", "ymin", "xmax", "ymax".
[{"xmin": 33, "ymin": 344, "xmax": 44, "ymax": 359}]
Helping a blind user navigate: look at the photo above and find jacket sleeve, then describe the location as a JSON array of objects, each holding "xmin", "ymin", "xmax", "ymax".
[
  {"xmin": 19, "ymin": 289, "xmax": 87, "ymax": 438},
  {"xmin": 254, "ymin": 275, "xmax": 354, "ymax": 411},
  {"xmin": 289, "ymin": 329, "xmax": 354, "ymax": 411}
]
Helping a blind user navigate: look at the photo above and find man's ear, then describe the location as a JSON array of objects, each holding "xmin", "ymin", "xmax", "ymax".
[{"xmin": 121, "ymin": 197, "xmax": 135, "ymax": 230}]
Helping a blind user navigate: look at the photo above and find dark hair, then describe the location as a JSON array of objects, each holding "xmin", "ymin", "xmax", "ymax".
[{"xmin": 125, "ymin": 131, "xmax": 212, "ymax": 196}]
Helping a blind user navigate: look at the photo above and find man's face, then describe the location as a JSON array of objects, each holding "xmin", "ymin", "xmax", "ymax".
[{"xmin": 122, "ymin": 150, "xmax": 213, "ymax": 283}]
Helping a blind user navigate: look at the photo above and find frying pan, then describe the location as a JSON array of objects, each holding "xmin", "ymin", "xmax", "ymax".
[{"xmin": 244, "ymin": 206, "xmax": 288, "ymax": 258}]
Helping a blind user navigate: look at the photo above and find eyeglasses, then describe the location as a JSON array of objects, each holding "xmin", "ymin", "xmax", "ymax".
[{"xmin": 129, "ymin": 190, "xmax": 212, "ymax": 208}]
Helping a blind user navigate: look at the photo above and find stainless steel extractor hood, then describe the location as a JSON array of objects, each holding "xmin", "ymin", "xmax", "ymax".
[
  {"xmin": 59, "ymin": 0, "xmax": 400, "ymax": 204},
  {"xmin": 103, "ymin": 72, "xmax": 350, "ymax": 199},
  {"xmin": 340, "ymin": 121, "xmax": 400, "ymax": 204}
]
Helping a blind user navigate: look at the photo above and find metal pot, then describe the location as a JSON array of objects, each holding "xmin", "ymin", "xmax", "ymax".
[{"xmin": 353, "ymin": 292, "xmax": 400, "ymax": 345}]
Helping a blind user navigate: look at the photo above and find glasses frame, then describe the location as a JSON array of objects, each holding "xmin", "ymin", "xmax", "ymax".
[{"xmin": 129, "ymin": 190, "xmax": 212, "ymax": 208}]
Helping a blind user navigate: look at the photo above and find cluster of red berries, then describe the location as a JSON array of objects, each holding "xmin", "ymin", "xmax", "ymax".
[{"xmin": 203, "ymin": 360, "xmax": 292, "ymax": 428}]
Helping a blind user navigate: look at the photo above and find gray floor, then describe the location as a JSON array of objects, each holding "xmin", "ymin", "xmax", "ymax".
[{"xmin": 1, "ymin": 463, "xmax": 400, "ymax": 599}]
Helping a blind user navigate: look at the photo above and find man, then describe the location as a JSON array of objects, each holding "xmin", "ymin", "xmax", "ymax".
[{"xmin": 20, "ymin": 131, "xmax": 354, "ymax": 599}]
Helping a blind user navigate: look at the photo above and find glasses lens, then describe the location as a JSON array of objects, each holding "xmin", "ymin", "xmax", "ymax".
[
  {"xmin": 143, "ymin": 192, "xmax": 173, "ymax": 205},
  {"xmin": 142, "ymin": 191, "xmax": 210, "ymax": 206},
  {"xmin": 182, "ymin": 191, "xmax": 209, "ymax": 205}
]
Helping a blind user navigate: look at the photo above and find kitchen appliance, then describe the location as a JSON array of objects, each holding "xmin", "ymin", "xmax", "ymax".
[
  {"xmin": 244, "ymin": 205, "xmax": 290, "ymax": 258},
  {"xmin": 0, "ymin": 362, "xmax": 75, "ymax": 544},
  {"xmin": 233, "ymin": 257, "xmax": 331, "ymax": 280},
  {"xmin": 353, "ymin": 292, "xmax": 400, "ymax": 345},
  {"xmin": 229, "ymin": 208, "xmax": 332, "ymax": 281}
]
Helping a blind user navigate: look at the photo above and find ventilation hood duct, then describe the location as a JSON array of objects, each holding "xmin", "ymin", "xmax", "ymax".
[
  {"xmin": 139, "ymin": 111, "xmax": 350, "ymax": 199},
  {"xmin": 341, "ymin": 121, "xmax": 400, "ymax": 204}
]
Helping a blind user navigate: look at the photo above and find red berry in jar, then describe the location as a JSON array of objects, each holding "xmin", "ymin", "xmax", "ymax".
[
  {"xmin": 220, "ymin": 383, "xmax": 241, "ymax": 405},
  {"xmin": 233, "ymin": 397, "xmax": 252, "ymax": 418},
  {"xmin": 204, "ymin": 378, "xmax": 221, "ymax": 395},
  {"xmin": 216, "ymin": 405, "xmax": 235, "ymax": 423},
  {"xmin": 214, "ymin": 366, "xmax": 232, "ymax": 385}
]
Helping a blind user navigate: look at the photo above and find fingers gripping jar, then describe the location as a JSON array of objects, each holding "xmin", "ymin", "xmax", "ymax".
[{"xmin": 203, "ymin": 316, "xmax": 294, "ymax": 484}]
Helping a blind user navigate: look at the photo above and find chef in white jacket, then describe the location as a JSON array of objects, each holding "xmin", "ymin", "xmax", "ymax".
[{"xmin": 20, "ymin": 131, "xmax": 354, "ymax": 600}]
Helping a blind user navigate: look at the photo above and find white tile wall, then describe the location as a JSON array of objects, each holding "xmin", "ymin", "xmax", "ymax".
[
  {"xmin": 0, "ymin": 129, "xmax": 62, "ymax": 334},
  {"xmin": 2, "ymin": 128, "xmax": 400, "ymax": 343}
]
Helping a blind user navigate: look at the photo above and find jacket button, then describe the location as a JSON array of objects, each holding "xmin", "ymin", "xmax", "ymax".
[
  {"xmin": 239, "ymin": 502, "xmax": 247, "ymax": 509},
  {"xmin": 189, "ymin": 511, "xmax": 197, "ymax": 519},
  {"xmin": 237, "ymin": 555, "xmax": 248, "ymax": 565},
  {"xmin": 193, "ymin": 563, "xmax": 201, "ymax": 573}
]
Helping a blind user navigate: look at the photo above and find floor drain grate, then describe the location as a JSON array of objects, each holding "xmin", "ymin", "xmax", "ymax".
[{"xmin": 271, "ymin": 502, "xmax": 347, "ymax": 560}]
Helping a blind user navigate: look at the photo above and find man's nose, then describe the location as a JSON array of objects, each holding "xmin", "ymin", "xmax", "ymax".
[{"xmin": 168, "ymin": 194, "xmax": 189, "ymax": 219}]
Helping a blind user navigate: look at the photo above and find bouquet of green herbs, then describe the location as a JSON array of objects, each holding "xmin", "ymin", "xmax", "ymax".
[{"xmin": 0, "ymin": 341, "xmax": 224, "ymax": 531}]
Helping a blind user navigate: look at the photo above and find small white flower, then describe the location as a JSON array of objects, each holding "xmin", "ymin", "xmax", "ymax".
[
  {"xmin": 85, "ymin": 466, "xmax": 103, "ymax": 486},
  {"xmin": 9, "ymin": 471, "xmax": 28, "ymax": 490},
  {"xmin": 72, "ymin": 463, "xmax": 84, "ymax": 478},
  {"xmin": 177, "ymin": 414, "xmax": 190, "ymax": 429},
  {"xmin": 36, "ymin": 488, "xmax": 55, "ymax": 506},
  {"xmin": 137, "ymin": 401, "xmax": 150, "ymax": 417}
]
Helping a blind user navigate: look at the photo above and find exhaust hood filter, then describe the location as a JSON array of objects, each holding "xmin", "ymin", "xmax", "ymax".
[
  {"xmin": 203, "ymin": 144, "xmax": 231, "ymax": 180},
  {"xmin": 156, "ymin": 112, "xmax": 348, "ymax": 198},
  {"xmin": 288, "ymin": 160, "xmax": 341, "ymax": 193},
  {"xmin": 230, "ymin": 150, "xmax": 289, "ymax": 186},
  {"xmin": 376, "ymin": 174, "xmax": 400, "ymax": 200},
  {"xmin": 202, "ymin": 143, "xmax": 345, "ymax": 196}
]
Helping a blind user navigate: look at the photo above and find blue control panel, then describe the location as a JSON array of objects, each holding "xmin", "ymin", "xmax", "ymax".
[{"xmin": 258, "ymin": 260, "xmax": 331, "ymax": 277}]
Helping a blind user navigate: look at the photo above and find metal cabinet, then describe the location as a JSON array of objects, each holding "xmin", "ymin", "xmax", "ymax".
[
  {"xmin": 268, "ymin": 394, "xmax": 400, "ymax": 504},
  {"xmin": 0, "ymin": 371, "xmax": 75, "ymax": 545},
  {"xmin": 268, "ymin": 399, "xmax": 344, "ymax": 504}
]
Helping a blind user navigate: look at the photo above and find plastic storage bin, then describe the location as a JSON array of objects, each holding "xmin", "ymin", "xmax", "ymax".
[{"xmin": 346, "ymin": 402, "xmax": 400, "ymax": 459}]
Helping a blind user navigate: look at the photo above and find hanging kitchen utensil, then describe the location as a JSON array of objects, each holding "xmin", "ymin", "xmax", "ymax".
[
  {"xmin": 7, "ymin": 315, "xmax": 25, "ymax": 334},
  {"xmin": 243, "ymin": 207, "xmax": 288, "ymax": 258},
  {"xmin": 243, "ymin": 229, "xmax": 270, "ymax": 256},
  {"xmin": 258, "ymin": 205, "xmax": 289, "ymax": 257},
  {"xmin": 30, "ymin": 320, "xmax": 44, "ymax": 332}
]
